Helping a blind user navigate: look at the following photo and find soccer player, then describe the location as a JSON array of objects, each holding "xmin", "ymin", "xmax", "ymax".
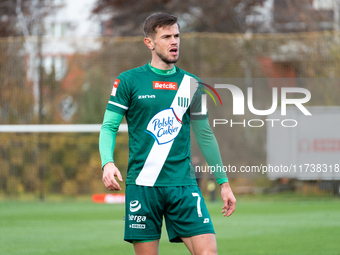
[{"xmin": 99, "ymin": 13, "xmax": 236, "ymax": 255}]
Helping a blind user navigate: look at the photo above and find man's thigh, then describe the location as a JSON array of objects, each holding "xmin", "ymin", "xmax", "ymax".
[
  {"xmin": 124, "ymin": 185, "xmax": 165, "ymax": 242},
  {"xmin": 164, "ymin": 185, "xmax": 215, "ymax": 243},
  {"xmin": 133, "ymin": 240, "xmax": 160, "ymax": 255}
]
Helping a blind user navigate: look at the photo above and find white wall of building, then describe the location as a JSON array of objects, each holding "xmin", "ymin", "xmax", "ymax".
[
  {"xmin": 41, "ymin": 0, "xmax": 103, "ymax": 79},
  {"xmin": 45, "ymin": 0, "xmax": 101, "ymax": 37}
]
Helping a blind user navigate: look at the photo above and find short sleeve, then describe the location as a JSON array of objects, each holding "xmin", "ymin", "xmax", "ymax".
[
  {"xmin": 190, "ymin": 77, "xmax": 209, "ymax": 120},
  {"xmin": 106, "ymin": 74, "xmax": 131, "ymax": 115}
]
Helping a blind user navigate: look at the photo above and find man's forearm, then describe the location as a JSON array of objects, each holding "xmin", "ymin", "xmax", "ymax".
[
  {"xmin": 99, "ymin": 110, "xmax": 124, "ymax": 169},
  {"xmin": 191, "ymin": 118, "xmax": 228, "ymax": 184}
]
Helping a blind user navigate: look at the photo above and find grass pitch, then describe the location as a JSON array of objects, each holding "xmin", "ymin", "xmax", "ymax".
[{"xmin": 1, "ymin": 194, "xmax": 339, "ymax": 255}]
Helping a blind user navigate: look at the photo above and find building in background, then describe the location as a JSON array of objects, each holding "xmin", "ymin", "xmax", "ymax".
[
  {"xmin": 273, "ymin": 0, "xmax": 340, "ymax": 32},
  {"xmin": 253, "ymin": 0, "xmax": 340, "ymax": 79},
  {"xmin": 249, "ymin": 0, "xmax": 340, "ymax": 33},
  {"xmin": 25, "ymin": 0, "xmax": 105, "ymax": 122},
  {"xmin": 42, "ymin": 0, "xmax": 102, "ymax": 81}
]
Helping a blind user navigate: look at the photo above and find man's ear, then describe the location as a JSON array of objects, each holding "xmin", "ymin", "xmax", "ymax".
[{"xmin": 144, "ymin": 37, "xmax": 155, "ymax": 50}]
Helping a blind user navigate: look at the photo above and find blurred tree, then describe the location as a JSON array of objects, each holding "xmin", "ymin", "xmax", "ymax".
[
  {"xmin": 92, "ymin": 0, "xmax": 339, "ymax": 35},
  {"xmin": 0, "ymin": 0, "xmax": 61, "ymax": 37},
  {"xmin": 0, "ymin": 0, "xmax": 33, "ymax": 123},
  {"xmin": 0, "ymin": 0, "xmax": 29, "ymax": 36},
  {"xmin": 0, "ymin": 0, "xmax": 62, "ymax": 124},
  {"xmin": 0, "ymin": 0, "xmax": 63, "ymax": 201},
  {"xmin": 91, "ymin": 0, "xmax": 266, "ymax": 36}
]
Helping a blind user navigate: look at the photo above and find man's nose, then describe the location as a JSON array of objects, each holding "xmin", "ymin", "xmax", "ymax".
[{"xmin": 170, "ymin": 36, "xmax": 178, "ymax": 45}]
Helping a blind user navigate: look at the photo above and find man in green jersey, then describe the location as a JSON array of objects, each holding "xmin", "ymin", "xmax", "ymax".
[{"xmin": 99, "ymin": 13, "xmax": 236, "ymax": 255}]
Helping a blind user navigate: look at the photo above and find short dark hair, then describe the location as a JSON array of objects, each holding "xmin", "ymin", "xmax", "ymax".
[{"xmin": 143, "ymin": 13, "xmax": 179, "ymax": 38}]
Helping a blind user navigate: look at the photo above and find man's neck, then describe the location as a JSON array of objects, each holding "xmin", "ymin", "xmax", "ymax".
[{"xmin": 150, "ymin": 59, "xmax": 174, "ymax": 70}]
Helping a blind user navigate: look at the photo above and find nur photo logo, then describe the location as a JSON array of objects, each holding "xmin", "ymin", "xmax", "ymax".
[{"xmin": 194, "ymin": 81, "xmax": 312, "ymax": 128}]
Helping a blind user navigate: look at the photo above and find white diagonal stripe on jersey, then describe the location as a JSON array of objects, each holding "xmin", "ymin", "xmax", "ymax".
[
  {"xmin": 135, "ymin": 140, "xmax": 173, "ymax": 186},
  {"xmin": 136, "ymin": 75, "xmax": 196, "ymax": 186}
]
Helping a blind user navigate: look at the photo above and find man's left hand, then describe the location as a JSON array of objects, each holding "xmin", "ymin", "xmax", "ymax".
[{"xmin": 220, "ymin": 182, "xmax": 236, "ymax": 217}]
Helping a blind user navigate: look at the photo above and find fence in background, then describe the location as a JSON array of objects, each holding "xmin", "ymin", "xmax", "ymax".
[{"xmin": 1, "ymin": 31, "xmax": 340, "ymax": 198}]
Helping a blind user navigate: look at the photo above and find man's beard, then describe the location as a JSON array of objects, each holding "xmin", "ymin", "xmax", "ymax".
[{"xmin": 155, "ymin": 49, "xmax": 179, "ymax": 64}]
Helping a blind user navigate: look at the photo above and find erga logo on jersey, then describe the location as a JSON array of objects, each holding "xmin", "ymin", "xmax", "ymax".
[
  {"xmin": 130, "ymin": 200, "xmax": 141, "ymax": 212},
  {"xmin": 145, "ymin": 108, "xmax": 182, "ymax": 145},
  {"xmin": 153, "ymin": 81, "xmax": 178, "ymax": 90},
  {"xmin": 111, "ymin": 79, "xmax": 120, "ymax": 96},
  {"xmin": 128, "ymin": 214, "xmax": 147, "ymax": 223}
]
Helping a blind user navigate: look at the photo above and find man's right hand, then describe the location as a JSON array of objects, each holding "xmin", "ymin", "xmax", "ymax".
[{"xmin": 102, "ymin": 162, "xmax": 123, "ymax": 191}]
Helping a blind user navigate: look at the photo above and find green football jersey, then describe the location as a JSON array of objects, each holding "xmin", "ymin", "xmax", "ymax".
[{"xmin": 107, "ymin": 64, "xmax": 207, "ymax": 186}]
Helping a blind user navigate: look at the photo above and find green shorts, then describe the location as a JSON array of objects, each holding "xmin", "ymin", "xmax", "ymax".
[{"xmin": 124, "ymin": 185, "xmax": 215, "ymax": 243}]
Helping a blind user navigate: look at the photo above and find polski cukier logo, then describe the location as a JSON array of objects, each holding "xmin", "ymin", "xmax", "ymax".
[{"xmin": 145, "ymin": 108, "xmax": 182, "ymax": 145}]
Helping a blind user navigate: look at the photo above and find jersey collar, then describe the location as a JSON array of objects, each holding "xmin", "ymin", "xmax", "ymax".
[{"xmin": 148, "ymin": 62, "xmax": 177, "ymax": 76}]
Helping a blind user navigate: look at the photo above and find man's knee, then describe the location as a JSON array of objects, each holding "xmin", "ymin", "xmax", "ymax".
[{"xmin": 195, "ymin": 245, "xmax": 218, "ymax": 255}]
